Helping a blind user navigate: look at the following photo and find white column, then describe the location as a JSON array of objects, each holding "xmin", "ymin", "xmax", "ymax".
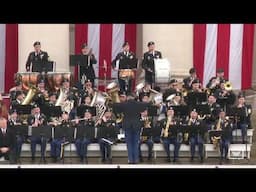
[
  {"xmin": 142, "ymin": 24, "xmax": 193, "ymax": 77},
  {"xmin": 18, "ymin": 24, "xmax": 70, "ymax": 72}
]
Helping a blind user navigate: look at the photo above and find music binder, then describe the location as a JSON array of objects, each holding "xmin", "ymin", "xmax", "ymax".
[{"xmin": 141, "ymin": 128, "xmax": 153, "ymax": 137}]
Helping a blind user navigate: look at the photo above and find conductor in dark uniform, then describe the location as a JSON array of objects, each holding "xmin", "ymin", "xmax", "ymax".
[
  {"xmin": 142, "ymin": 41, "xmax": 162, "ymax": 87},
  {"xmin": 113, "ymin": 94, "xmax": 148, "ymax": 164},
  {"xmin": 79, "ymin": 43, "xmax": 97, "ymax": 87},
  {"xmin": 26, "ymin": 41, "xmax": 49, "ymax": 72},
  {"xmin": 112, "ymin": 41, "xmax": 137, "ymax": 94}
]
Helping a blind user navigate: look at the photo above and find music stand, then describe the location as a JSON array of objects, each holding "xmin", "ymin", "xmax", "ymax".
[
  {"xmin": 14, "ymin": 105, "xmax": 32, "ymax": 115},
  {"xmin": 12, "ymin": 125, "xmax": 29, "ymax": 136},
  {"xmin": 147, "ymin": 105, "xmax": 158, "ymax": 116},
  {"xmin": 32, "ymin": 61, "xmax": 53, "ymax": 73},
  {"xmin": 196, "ymin": 104, "xmax": 211, "ymax": 116},
  {"xmin": 187, "ymin": 92, "xmax": 207, "ymax": 107},
  {"xmin": 41, "ymin": 106, "xmax": 62, "ymax": 119},
  {"xmin": 70, "ymin": 55, "xmax": 88, "ymax": 66},
  {"xmin": 76, "ymin": 124, "xmax": 95, "ymax": 140},
  {"xmin": 172, "ymin": 105, "xmax": 189, "ymax": 118},
  {"xmin": 141, "ymin": 128, "xmax": 153, "ymax": 137},
  {"xmin": 119, "ymin": 57, "xmax": 138, "ymax": 69},
  {"xmin": 217, "ymin": 97, "xmax": 229, "ymax": 111},
  {"xmin": 31, "ymin": 125, "xmax": 52, "ymax": 139},
  {"xmin": 77, "ymin": 106, "xmax": 96, "ymax": 117}
]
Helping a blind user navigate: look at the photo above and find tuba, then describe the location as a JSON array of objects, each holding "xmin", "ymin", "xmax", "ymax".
[
  {"xmin": 22, "ymin": 85, "xmax": 38, "ymax": 105},
  {"xmin": 106, "ymin": 82, "xmax": 123, "ymax": 123}
]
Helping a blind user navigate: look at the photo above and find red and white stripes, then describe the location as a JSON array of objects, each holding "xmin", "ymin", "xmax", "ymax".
[
  {"xmin": 0, "ymin": 24, "xmax": 18, "ymax": 93},
  {"xmin": 75, "ymin": 24, "xmax": 136, "ymax": 88},
  {"xmin": 194, "ymin": 24, "xmax": 254, "ymax": 90}
]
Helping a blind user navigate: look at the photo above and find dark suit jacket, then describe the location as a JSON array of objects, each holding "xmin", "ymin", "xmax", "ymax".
[
  {"xmin": 142, "ymin": 51, "xmax": 162, "ymax": 73},
  {"xmin": 113, "ymin": 100, "xmax": 148, "ymax": 131},
  {"xmin": 0, "ymin": 128, "xmax": 15, "ymax": 149},
  {"xmin": 25, "ymin": 51, "xmax": 49, "ymax": 72}
]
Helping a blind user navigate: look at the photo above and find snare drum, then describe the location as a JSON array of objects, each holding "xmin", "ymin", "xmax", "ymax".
[
  {"xmin": 119, "ymin": 69, "xmax": 135, "ymax": 80},
  {"xmin": 16, "ymin": 72, "xmax": 40, "ymax": 91}
]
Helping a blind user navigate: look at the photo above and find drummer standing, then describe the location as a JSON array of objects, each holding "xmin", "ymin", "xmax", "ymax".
[
  {"xmin": 112, "ymin": 41, "xmax": 136, "ymax": 94},
  {"xmin": 142, "ymin": 41, "xmax": 162, "ymax": 88},
  {"xmin": 26, "ymin": 41, "xmax": 49, "ymax": 72}
]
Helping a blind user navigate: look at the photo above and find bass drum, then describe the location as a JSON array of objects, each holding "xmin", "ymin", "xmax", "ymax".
[{"xmin": 154, "ymin": 58, "xmax": 171, "ymax": 83}]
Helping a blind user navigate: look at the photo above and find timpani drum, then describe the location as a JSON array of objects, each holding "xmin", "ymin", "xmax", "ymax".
[
  {"xmin": 46, "ymin": 72, "xmax": 71, "ymax": 92},
  {"xmin": 119, "ymin": 69, "xmax": 135, "ymax": 80},
  {"xmin": 16, "ymin": 72, "xmax": 40, "ymax": 91}
]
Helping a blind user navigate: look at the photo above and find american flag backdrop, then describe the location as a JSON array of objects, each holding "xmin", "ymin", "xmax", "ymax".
[
  {"xmin": 193, "ymin": 24, "xmax": 254, "ymax": 90},
  {"xmin": 0, "ymin": 24, "xmax": 18, "ymax": 93},
  {"xmin": 74, "ymin": 24, "xmax": 137, "ymax": 90}
]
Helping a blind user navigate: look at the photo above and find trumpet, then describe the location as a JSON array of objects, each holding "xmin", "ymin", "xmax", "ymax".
[{"xmin": 224, "ymin": 81, "xmax": 232, "ymax": 91}]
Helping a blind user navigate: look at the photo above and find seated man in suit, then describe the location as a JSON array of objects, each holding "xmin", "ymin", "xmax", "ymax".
[
  {"xmin": 0, "ymin": 117, "xmax": 15, "ymax": 162},
  {"xmin": 25, "ymin": 41, "xmax": 49, "ymax": 72}
]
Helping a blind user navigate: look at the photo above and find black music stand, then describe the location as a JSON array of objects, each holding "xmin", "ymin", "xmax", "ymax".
[
  {"xmin": 31, "ymin": 125, "xmax": 52, "ymax": 139},
  {"xmin": 141, "ymin": 128, "xmax": 153, "ymax": 138},
  {"xmin": 32, "ymin": 61, "xmax": 53, "ymax": 73},
  {"xmin": 70, "ymin": 55, "xmax": 88, "ymax": 66},
  {"xmin": 14, "ymin": 105, "xmax": 32, "ymax": 115},
  {"xmin": 41, "ymin": 106, "xmax": 62, "ymax": 119},
  {"xmin": 12, "ymin": 125, "xmax": 29, "ymax": 136},
  {"xmin": 147, "ymin": 105, "xmax": 158, "ymax": 116},
  {"xmin": 119, "ymin": 57, "xmax": 138, "ymax": 69},
  {"xmin": 187, "ymin": 92, "xmax": 207, "ymax": 107},
  {"xmin": 76, "ymin": 124, "xmax": 95, "ymax": 140},
  {"xmin": 196, "ymin": 104, "xmax": 211, "ymax": 116},
  {"xmin": 54, "ymin": 125, "xmax": 76, "ymax": 163},
  {"xmin": 172, "ymin": 105, "xmax": 189, "ymax": 120},
  {"xmin": 77, "ymin": 106, "xmax": 96, "ymax": 117},
  {"xmin": 217, "ymin": 97, "xmax": 229, "ymax": 112}
]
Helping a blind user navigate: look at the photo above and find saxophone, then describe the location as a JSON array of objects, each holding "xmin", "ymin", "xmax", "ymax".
[
  {"xmin": 211, "ymin": 118, "xmax": 223, "ymax": 150},
  {"xmin": 161, "ymin": 116, "xmax": 172, "ymax": 138},
  {"xmin": 184, "ymin": 118, "xmax": 192, "ymax": 142},
  {"xmin": 141, "ymin": 117, "xmax": 151, "ymax": 142}
]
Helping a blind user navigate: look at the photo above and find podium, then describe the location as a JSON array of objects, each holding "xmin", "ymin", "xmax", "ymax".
[{"xmin": 154, "ymin": 58, "xmax": 171, "ymax": 83}]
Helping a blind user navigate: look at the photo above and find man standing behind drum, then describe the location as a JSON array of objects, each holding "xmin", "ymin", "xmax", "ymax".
[
  {"xmin": 142, "ymin": 41, "xmax": 162, "ymax": 87},
  {"xmin": 79, "ymin": 43, "xmax": 97, "ymax": 87},
  {"xmin": 112, "ymin": 41, "xmax": 136, "ymax": 94},
  {"xmin": 26, "ymin": 41, "xmax": 49, "ymax": 72}
]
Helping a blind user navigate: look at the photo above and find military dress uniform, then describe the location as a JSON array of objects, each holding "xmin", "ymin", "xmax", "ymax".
[
  {"xmin": 159, "ymin": 110, "xmax": 181, "ymax": 162},
  {"xmin": 75, "ymin": 113, "xmax": 95, "ymax": 163},
  {"xmin": 186, "ymin": 116, "xmax": 207, "ymax": 162},
  {"xmin": 97, "ymin": 119, "xmax": 118, "ymax": 163},
  {"xmin": 50, "ymin": 119, "xmax": 72, "ymax": 162},
  {"xmin": 27, "ymin": 109, "xmax": 48, "ymax": 162},
  {"xmin": 142, "ymin": 42, "xmax": 162, "ymax": 86},
  {"xmin": 139, "ymin": 116, "xmax": 154, "ymax": 162},
  {"xmin": 112, "ymin": 42, "xmax": 137, "ymax": 94},
  {"xmin": 25, "ymin": 42, "xmax": 49, "ymax": 72}
]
